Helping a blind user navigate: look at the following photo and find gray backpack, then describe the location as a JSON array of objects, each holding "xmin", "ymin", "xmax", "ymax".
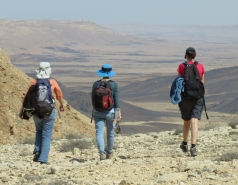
[{"xmin": 36, "ymin": 79, "xmax": 55, "ymax": 116}]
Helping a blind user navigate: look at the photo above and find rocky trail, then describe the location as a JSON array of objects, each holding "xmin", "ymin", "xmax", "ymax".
[{"xmin": 0, "ymin": 125, "xmax": 238, "ymax": 185}]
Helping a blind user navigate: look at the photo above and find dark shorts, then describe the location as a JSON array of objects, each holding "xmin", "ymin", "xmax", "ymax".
[{"xmin": 179, "ymin": 97, "xmax": 204, "ymax": 121}]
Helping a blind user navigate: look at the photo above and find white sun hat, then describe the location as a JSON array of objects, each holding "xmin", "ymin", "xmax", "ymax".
[{"xmin": 35, "ymin": 62, "xmax": 52, "ymax": 79}]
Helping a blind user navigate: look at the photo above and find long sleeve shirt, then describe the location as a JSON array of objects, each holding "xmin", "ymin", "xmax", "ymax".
[
  {"xmin": 91, "ymin": 80, "xmax": 120, "ymax": 110},
  {"xmin": 28, "ymin": 78, "xmax": 63, "ymax": 100}
]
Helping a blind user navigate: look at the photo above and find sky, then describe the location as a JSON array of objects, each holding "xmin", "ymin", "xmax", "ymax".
[{"xmin": 0, "ymin": 0, "xmax": 238, "ymax": 26}]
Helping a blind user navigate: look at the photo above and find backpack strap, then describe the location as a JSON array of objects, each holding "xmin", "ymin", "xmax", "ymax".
[
  {"xmin": 91, "ymin": 108, "xmax": 94, "ymax": 123},
  {"xmin": 194, "ymin": 62, "xmax": 209, "ymax": 119},
  {"xmin": 97, "ymin": 80, "xmax": 113, "ymax": 89},
  {"xmin": 194, "ymin": 61, "xmax": 209, "ymax": 119},
  {"xmin": 192, "ymin": 63, "xmax": 201, "ymax": 81},
  {"xmin": 184, "ymin": 61, "xmax": 200, "ymax": 79},
  {"xmin": 183, "ymin": 61, "xmax": 198, "ymax": 66}
]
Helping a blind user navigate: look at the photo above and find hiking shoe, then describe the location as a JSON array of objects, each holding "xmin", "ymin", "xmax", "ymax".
[
  {"xmin": 106, "ymin": 153, "xmax": 113, "ymax": 159},
  {"xmin": 180, "ymin": 143, "xmax": 188, "ymax": 152},
  {"xmin": 100, "ymin": 153, "xmax": 106, "ymax": 161},
  {"xmin": 190, "ymin": 147, "xmax": 197, "ymax": 157},
  {"xmin": 33, "ymin": 152, "xmax": 40, "ymax": 162}
]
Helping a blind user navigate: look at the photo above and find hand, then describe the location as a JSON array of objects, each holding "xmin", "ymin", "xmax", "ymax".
[
  {"xmin": 19, "ymin": 111, "xmax": 23, "ymax": 119},
  {"xmin": 59, "ymin": 104, "xmax": 64, "ymax": 112},
  {"xmin": 116, "ymin": 116, "xmax": 122, "ymax": 122}
]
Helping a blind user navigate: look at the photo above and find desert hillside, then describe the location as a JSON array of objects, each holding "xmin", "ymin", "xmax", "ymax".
[
  {"xmin": 0, "ymin": 124, "xmax": 238, "ymax": 184},
  {"xmin": 0, "ymin": 49, "xmax": 94, "ymax": 144}
]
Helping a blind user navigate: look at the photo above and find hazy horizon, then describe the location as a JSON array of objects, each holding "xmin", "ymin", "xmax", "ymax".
[{"xmin": 1, "ymin": 0, "xmax": 238, "ymax": 26}]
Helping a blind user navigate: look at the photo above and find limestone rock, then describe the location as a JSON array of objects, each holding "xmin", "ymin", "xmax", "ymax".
[{"xmin": 157, "ymin": 172, "xmax": 188, "ymax": 182}]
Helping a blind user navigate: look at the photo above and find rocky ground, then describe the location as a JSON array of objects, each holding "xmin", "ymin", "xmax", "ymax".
[{"xmin": 0, "ymin": 125, "xmax": 238, "ymax": 185}]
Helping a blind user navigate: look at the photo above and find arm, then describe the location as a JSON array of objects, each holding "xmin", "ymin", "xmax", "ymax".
[
  {"xmin": 113, "ymin": 82, "xmax": 120, "ymax": 109},
  {"xmin": 201, "ymin": 74, "xmax": 205, "ymax": 84},
  {"xmin": 177, "ymin": 63, "xmax": 184, "ymax": 77},
  {"xmin": 52, "ymin": 79, "xmax": 64, "ymax": 111},
  {"xmin": 58, "ymin": 99, "xmax": 64, "ymax": 111},
  {"xmin": 112, "ymin": 82, "xmax": 121, "ymax": 122}
]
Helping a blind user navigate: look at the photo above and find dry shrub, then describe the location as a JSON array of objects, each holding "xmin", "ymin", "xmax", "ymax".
[
  {"xmin": 173, "ymin": 127, "xmax": 183, "ymax": 135},
  {"xmin": 65, "ymin": 133, "xmax": 83, "ymax": 140},
  {"xmin": 229, "ymin": 131, "xmax": 238, "ymax": 135},
  {"xmin": 59, "ymin": 139, "xmax": 92, "ymax": 152},
  {"xmin": 203, "ymin": 121, "xmax": 224, "ymax": 130},
  {"xmin": 219, "ymin": 152, "xmax": 238, "ymax": 161},
  {"xmin": 23, "ymin": 174, "xmax": 42, "ymax": 182},
  {"xmin": 228, "ymin": 121, "xmax": 238, "ymax": 129},
  {"xmin": 19, "ymin": 151, "xmax": 32, "ymax": 157},
  {"xmin": 20, "ymin": 137, "xmax": 35, "ymax": 145}
]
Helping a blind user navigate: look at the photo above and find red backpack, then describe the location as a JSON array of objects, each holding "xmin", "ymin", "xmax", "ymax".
[{"xmin": 93, "ymin": 80, "xmax": 114, "ymax": 112}]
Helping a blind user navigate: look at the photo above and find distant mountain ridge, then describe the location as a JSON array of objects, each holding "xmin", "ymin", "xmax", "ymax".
[
  {"xmin": 105, "ymin": 24, "xmax": 238, "ymax": 43},
  {"xmin": 0, "ymin": 19, "xmax": 152, "ymax": 59}
]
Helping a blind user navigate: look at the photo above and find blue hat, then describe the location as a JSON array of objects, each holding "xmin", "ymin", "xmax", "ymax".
[{"xmin": 97, "ymin": 64, "xmax": 116, "ymax": 77}]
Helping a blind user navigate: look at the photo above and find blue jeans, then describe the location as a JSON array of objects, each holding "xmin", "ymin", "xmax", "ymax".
[
  {"xmin": 93, "ymin": 111, "xmax": 114, "ymax": 154},
  {"xmin": 33, "ymin": 109, "xmax": 56, "ymax": 162}
]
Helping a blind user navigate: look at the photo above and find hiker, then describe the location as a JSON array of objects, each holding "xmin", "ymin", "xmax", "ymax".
[
  {"xmin": 91, "ymin": 64, "xmax": 121, "ymax": 160},
  {"xmin": 177, "ymin": 47, "xmax": 205, "ymax": 156},
  {"xmin": 19, "ymin": 62, "xmax": 64, "ymax": 164}
]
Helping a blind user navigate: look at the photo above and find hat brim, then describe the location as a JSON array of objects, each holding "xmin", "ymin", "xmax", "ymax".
[
  {"xmin": 97, "ymin": 70, "xmax": 116, "ymax": 77},
  {"xmin": 36, "ymin": 69, "xmax": 50, "ymax": 79}
]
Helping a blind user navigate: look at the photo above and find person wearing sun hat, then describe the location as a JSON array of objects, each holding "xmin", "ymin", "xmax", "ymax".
[
  {"xmin": 19, "ymin": 62, "xmax": 64, "ymax": 164},
  {"xmin": 91, "ymin": 64, "xmax": 121, "ymax": 160}
]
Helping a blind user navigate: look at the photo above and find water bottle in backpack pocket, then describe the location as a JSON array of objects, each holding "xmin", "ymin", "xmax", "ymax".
[{"xmin": 36, "ymin": 79, "xmax": 55, "ymax": 116}]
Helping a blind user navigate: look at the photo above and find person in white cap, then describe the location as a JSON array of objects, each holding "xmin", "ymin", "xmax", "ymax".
[{"xmin": 19, "ymin": 62, "xmax": 64, "ymax": 164}]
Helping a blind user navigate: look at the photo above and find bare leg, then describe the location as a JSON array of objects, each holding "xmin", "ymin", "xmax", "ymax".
[
  {"xmin": 183, "ymin": 120, "xmax": 190, "ymax": 142},
  {"xmin": 190, "ymin": 118, "xmax": 198, "ymax": 144}
]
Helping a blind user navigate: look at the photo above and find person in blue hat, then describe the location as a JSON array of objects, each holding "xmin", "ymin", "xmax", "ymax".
[{"xmin": 91, "ymin": 64, "xmax": 121, "ymax": 160}]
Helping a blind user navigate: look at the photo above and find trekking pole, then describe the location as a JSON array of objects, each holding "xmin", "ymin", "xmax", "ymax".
[
  {"xmin": 91, "ymin": 108, "xmax": 94, "ymax": 123},
  {"xmin": 57, "ymin": 107, "xmax": 61, "ymax": 119}
]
